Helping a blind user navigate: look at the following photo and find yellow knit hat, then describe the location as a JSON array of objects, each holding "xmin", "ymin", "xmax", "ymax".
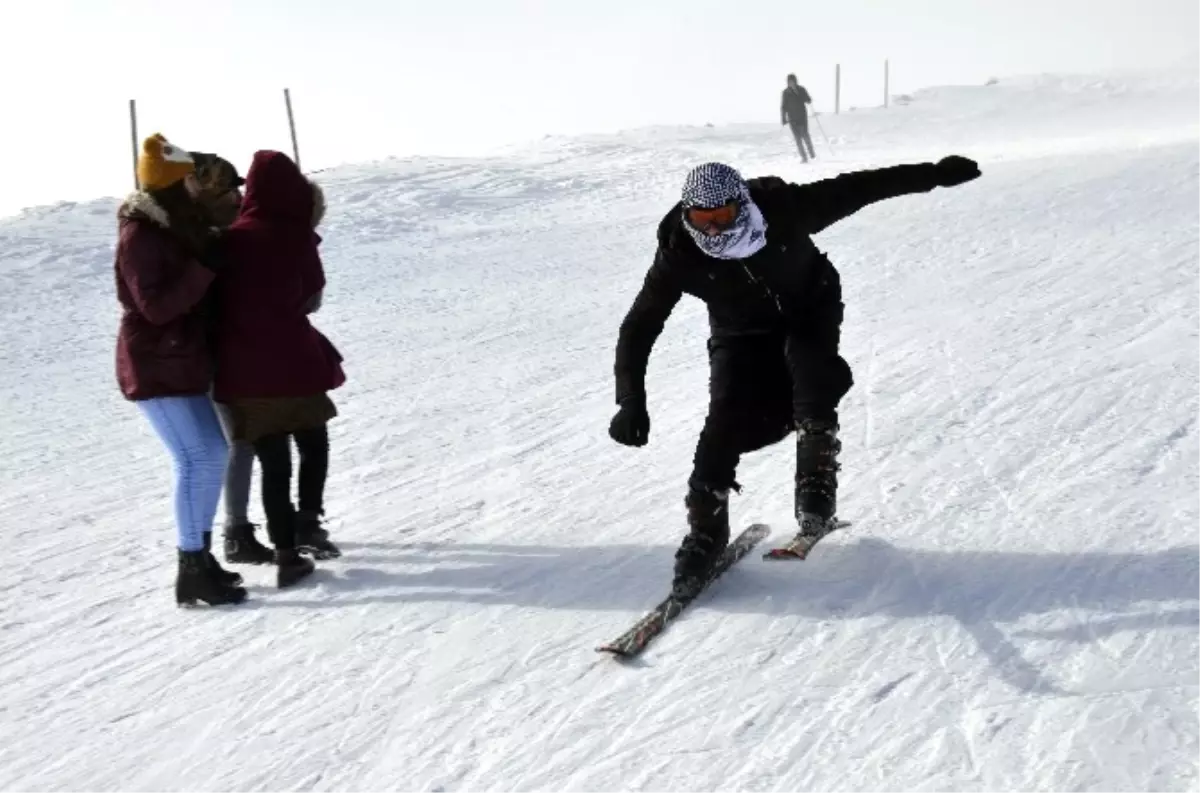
[{"xmin": 137, "ymin": 133, "xmax": 196, "ymax": 191}]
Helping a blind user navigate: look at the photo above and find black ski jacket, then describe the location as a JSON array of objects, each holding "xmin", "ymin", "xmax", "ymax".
[
  {"xmin": 781, "ymin": 85, "xmax": 812, "ymax": 126},
  {"xmin": 613, "ymin": 163, "xmax": 943, "ymax": 403}
]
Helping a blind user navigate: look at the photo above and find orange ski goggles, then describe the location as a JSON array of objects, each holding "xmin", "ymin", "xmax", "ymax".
[{"xmin": 684, "ymin": 200, "xmax": 741, "ymax": 234}]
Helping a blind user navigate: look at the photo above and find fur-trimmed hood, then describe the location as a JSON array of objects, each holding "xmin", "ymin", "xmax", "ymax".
[
  {"xmin": 117, "ymin": 190, "xmax": 172, "ymax": 229},
  {"xmin": 238, "ymin": 150, "xmax": 326, "ymax": 229},
  {"xmin": 117, "ymin": 188, "xmax": 217, "ymax": 255},
  {"xmin": 310, "ymin": 180, "xmax": 326, "ymax": 229}
]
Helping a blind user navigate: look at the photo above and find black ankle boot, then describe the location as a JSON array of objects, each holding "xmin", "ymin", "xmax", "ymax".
[
  {"xmin": 275, "ymin": 548, "xmax": 316, "ymax": 588},
  {"xmin": 296, "ymin": 511, "xmax": 341, "ymax": 560},
  {"xmin": 176, "ymin": 549, "xmax": 247, "ymax": 607},
  {"xmin": 270, "ymin": 512, "xmax": 316, "ymax": 588},
  {"xmin": 203, "ymin": 531, "xmax": 243, "ymax": 586},
  {"xmin": 223, "ymin": 522, "xmax": 275, "ymax": 565},
  {"xmin": 795, "ymin": 416, "xmax": 841, "ymax": 535},
  {"xmin": 672, "ymin": 484, "xmax": 732, "ymax": 599}
]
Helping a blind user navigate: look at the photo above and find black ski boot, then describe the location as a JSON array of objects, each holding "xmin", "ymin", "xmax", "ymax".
[
  {"xmin": 795, "ymin": 416, "xmax": 841, "ymax": 537},
  {"xmin": 223, "ymin": 522, "xmax": 275, "ymax": 565},
  {"xmin": 296, "ymin": 511, "xmax": 341, "ymax": 560},
  {"xmin": 671, "ymin": 484, "xmax": 732, "ymax": 600},
  {"xmin": 176, "ymin": 549, "xmax": 247, "ymax": 607},
  {"xmin": 203, "ymin": 531, "xmax": 243, "ymax": 586}
]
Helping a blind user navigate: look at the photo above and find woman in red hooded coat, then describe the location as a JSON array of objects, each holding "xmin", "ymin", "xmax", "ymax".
[{"xmin": 212, "ymin": 150, "xmax": 346, "ymax": 588}]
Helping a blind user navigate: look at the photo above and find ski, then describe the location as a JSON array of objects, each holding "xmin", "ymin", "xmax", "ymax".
[
  {"xmin": 596, "ymin": 523, "xmax": 771, "ymax": 660},
  {"xmin": 762, "ymin": 519, "xmax": 851, "ymax": 560}
]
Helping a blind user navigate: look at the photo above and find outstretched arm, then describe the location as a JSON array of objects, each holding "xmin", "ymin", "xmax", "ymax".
[
  {"xmin": 793, "ymin": 156, "xmax": 980, "ymax": 235},
  {"xmin": 614, "ymin": 250, "xmax": 682, "ymax": 404}
]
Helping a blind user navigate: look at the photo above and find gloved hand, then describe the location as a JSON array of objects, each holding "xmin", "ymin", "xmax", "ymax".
[
  {"xmin": 609, "ymin": 394, "xmax": 650, "ymax": 447},
  {"xmin": 934, "ymin": 155, "xmax": 981, "ymax": 187},
  {"xmin": 197, "ymin": 229, "xmax": 226, "ymax": 272}
]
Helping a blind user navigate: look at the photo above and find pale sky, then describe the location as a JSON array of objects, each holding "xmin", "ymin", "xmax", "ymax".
[{"xmin": 0, "ymin": 0, "xmax": 1196, "ymax": 216}]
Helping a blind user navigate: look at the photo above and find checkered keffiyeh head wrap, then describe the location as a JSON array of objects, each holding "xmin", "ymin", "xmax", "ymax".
[{"xmin": 680, "ymin": 163, "xmax": 767, "ymax": 260}]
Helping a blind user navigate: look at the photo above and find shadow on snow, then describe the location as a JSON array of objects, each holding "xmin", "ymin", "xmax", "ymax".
[{"xmin": 242, "ymin": 533, "xmax": 1199, "ymax": 693}]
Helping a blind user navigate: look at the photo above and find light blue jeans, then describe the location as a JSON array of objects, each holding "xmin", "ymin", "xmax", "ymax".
[{"xmin": 137, "ymin": 396, "xmax": 229, "ymax": 551}]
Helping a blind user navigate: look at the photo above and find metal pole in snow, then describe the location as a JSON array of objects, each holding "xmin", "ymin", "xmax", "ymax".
[
  {"xmin": 835, "ymin": 63, "xmax": 841, "ymax": 114},
  {"xmin": 284, "ymin": 88, "xmax": 301, "ymax": 170},
  {"xmin": 129, "ymin": 99, "xmax": 140, "ymax": 189}
]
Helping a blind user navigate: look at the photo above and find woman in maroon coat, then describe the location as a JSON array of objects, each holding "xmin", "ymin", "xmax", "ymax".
[
  {"xmin": 115, "ymin": 133, "xmax": 246, "ymax": 607},
  {"xmin": 213, "ymin": 150, "xmax": 346, "ymax": 587}
]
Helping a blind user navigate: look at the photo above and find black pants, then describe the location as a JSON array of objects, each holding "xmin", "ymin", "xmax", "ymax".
[
  {"xmin": 252, "ymin": 424, "xmax": 329, "ymax": 549},
  {"xmin": 690, "ymin": 305, "xmax": 852, "ymax": 492},
  {"xmin": 790, "ymin": 123, "xmax": 816, "ymax": 161}
]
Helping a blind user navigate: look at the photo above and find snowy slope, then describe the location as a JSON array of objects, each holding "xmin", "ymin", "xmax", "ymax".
[{"xmin": 0, "ymin": 68, "xmax": 1197, "ymax": 791}]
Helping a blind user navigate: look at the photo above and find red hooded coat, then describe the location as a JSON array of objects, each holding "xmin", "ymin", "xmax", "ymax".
[
  {"xmin": 212, "ymin": 150, "xmax": 344, "ymax": 403},
  {"xmin": 113, "ymin": 190, "xmax": 217, "ymax": 401}
]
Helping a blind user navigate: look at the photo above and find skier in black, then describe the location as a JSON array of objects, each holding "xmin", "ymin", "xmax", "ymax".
[
  {"xmin": 609, "ymin": 156, "xmax": 981, "ymax": 597},
  {"xmin": 781, "ymin": 74, "xmax": 816, "ymax": 162}
]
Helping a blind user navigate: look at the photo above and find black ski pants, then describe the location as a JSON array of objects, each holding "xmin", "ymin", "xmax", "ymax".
[
  {"xmin": 252, "ymin": 424, "xmax": 329, "ymax": 549},
  {"xmin": 790, "ymin": 122, "xmax": 816, "ymax": 161},
  {"xmin": 690, "ymin": 303, "xmax": 851, "ymax": 492}
]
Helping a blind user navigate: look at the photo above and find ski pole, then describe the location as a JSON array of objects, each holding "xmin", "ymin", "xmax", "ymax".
[{"xmin": 813, "ymin": 113, "xmax": 832, "ymax": 147}]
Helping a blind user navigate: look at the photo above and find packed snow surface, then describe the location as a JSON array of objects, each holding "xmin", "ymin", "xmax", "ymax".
[{"xmin": 0, "ymin": 67, "xmax": 1196, "ymax": 791}]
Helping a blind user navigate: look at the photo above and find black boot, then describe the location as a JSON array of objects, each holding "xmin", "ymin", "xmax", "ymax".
[
  {"xmin": 176, "ymin": 549, "xmax": 247, "ymax": 607},
  {"xmin": 203, "ymin": 531, "xmax": 243, "ymax": 586},
  {"xmin": 794, "ymin": 416, "xmax": 841, "ymax": 536},
  {"xmin": 223, "ymin": 522, "xmax": 275, "ymax": 565},
  {"xmin": 275, "ymin": 548, "xmax": 316, "ymax": 588},
  {"xmin": 296, "ymin": 511, "xmax": 341, "ymax": 560},
  {"xmin": 270, "ymin": 512, "xmax": 316, "ymax": 588},
  {"xmin": 672, "ymin": 484, "xmax": 732, "ymax": 600}
]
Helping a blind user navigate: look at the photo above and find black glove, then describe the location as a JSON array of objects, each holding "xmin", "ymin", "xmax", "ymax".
[
  {"xmin": 934, "ymin": 155, "xmax": 981, "ymax": 187},
  {"xmin": 197, "ymin": 229, "xmax": 226, "ymax": 272},
  {"xmin": 609, "ymin": 394, "xmax": 650, "ymax": 447}
]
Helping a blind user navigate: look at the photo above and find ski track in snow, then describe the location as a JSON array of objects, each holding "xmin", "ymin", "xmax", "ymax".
[{"xmin": 0, "ymin": 68, "xmax": 1196, "ymax": 791}]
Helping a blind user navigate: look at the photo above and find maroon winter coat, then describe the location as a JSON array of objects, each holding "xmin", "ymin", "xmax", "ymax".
[
  {"xmin": 212, "ymin": 150, "xmax": 345, "ymax": 403},
  {"xmin": 114, "ymin": 192, "xmax": 217, "ymax": 401}
]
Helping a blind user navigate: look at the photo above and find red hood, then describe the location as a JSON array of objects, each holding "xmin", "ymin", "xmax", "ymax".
[{"xmin": 238, "ymin": 150, "xmax": 313, "ymax": 225}]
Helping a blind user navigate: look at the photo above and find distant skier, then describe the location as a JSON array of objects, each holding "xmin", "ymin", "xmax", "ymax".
[
  {"xmin": 608, "ymin": 156, "xmax": 981, "ymax": 598},
  {"xmin": 781, "ymin": 74, "xmax": 816, "ymax": 162}
]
